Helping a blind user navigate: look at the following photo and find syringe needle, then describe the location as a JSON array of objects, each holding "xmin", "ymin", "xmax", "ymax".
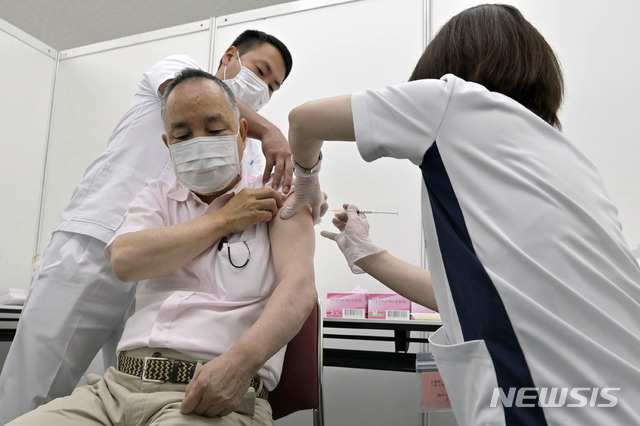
[
  {"xmin": 357, "ymin": 210, "xmax": 398, "ymax": 215},
  {"xmin": 330, "ymin": 209, "xmax": 398, "ymax": 215}
]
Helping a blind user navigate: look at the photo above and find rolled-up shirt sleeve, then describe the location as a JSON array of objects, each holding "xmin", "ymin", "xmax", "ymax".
[
  {"xmin": 104, "ymin": 180, "xmax": 167, "ymax": 261},
  {"xmin": 351, "ymin": 75, "xmax": 456, "ymax": 165}
]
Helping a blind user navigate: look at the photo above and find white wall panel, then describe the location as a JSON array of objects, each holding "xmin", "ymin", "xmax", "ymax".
[
  {"xmin": 214, "ymin": 1, "xmax": 427, "ymax": 425},
  {"xmin": 37, "ymin": 25, "xmax": 211, "ymax": 251},
  {"xmin": 0, "ymin": 21, "xmax": 56, "ymax": 289},
  {"xmin": 215, "ymin": 0, "xmax": 426, "ymax": 308}
]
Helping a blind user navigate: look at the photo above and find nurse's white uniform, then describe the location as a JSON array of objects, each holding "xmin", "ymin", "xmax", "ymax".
[
  {"xmin": 0, "ymin": 55, "xmax": 201, "ymax": 424},
  {"xmin": 352, "ymin": 74, "xmax": 640, "ymax": 425}
]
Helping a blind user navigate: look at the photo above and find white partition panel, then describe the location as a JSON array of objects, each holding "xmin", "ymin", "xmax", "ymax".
[
  {"xmin": 0, "ymin": 20, "xmax": 56, "ymax": 289},
  {"xmin": 38, "ymin": 22, "xmax": 212, "ymax": 251},
  {"xmin": 431, "ymin": 0, "xmax": 640, "ymax": 253},
  {"xmin": 215, "ymin": 2, "xmax": 427, "ymax": 425},
  {"xmin": 215, "ymin": 0, "xmax": 426, "ymax": 305}
]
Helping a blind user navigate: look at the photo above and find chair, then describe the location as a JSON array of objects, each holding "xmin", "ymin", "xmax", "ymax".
[{"xmin": 269, "ymin": 301, "xmax": 324, "ymax": 425}]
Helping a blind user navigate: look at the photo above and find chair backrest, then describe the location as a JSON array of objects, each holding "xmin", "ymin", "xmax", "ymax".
[{"xmin": 269, "ymin": 301, "xmax": 323, "ymax": 424}]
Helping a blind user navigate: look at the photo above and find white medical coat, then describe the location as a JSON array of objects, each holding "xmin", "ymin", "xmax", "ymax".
[
  {"xmin": 352, "ymin": 74, "xmax": 640, "ymax": 425},
  {"xmin": 55, "ymin": 55, "xmax": 201, "ymax": 243}
]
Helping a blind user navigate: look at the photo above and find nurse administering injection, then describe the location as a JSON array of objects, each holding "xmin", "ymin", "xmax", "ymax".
[{"xmin": 280, "ymin": 4, "xmax": 640, "ymax": 425}]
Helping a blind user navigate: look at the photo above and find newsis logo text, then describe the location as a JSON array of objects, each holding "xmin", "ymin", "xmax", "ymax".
[{"xmin": 490, "ymin": 387, "xmax": 620, "ymax": 408}]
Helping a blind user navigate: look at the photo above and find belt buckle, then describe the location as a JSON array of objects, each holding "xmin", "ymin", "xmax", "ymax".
[{"xmin": 142, "ymin": 356, "xmax": 168, "ymax": 383}]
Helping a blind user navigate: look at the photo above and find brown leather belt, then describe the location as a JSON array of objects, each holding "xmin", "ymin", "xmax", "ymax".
[{"xmin": 117, "ymin": 352, "xmax": 268, "ymax": 400}]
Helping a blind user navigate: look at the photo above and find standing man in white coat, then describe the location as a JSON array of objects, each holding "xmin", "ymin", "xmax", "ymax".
[{"xmin": 0, "ymin": 29, "xmax": 294, "ymax": 424}]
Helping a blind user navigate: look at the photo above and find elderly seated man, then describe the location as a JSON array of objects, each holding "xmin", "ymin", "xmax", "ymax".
[{"xmin": 8, "ymin": 69, "xmax": 317, "ymax": 426}]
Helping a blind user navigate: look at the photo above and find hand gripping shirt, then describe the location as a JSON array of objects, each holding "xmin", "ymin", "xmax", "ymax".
[{"xmin": 352, "ymin": 74, "xmax": 640, "ymax": 425}]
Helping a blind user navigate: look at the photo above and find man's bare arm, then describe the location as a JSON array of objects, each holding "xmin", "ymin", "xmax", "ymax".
[
  {"xmin": 180, "ymin": 196, "xmax": 316, "ymax": 417},
  {"xmin": 110, "ymin": 188, "xmax": 282, "ymax": 282}
]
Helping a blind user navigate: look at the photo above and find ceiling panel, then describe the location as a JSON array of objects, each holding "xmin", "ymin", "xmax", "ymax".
[{"xmin": 0, "ymin": 0, "xmax": 296, "ymax": 50}]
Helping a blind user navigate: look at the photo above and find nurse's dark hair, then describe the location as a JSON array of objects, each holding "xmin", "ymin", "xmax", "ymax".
[
  {"xmin": 217, "ymin": 29, "xmax": 293, "ymax": 81},
  {"xmin": 161, "ymin": 68, "xmax": 239, "ymax": 121},
  {"xmin": 410, "ymin": 4, "xmax": 564, "ymax": 129}
]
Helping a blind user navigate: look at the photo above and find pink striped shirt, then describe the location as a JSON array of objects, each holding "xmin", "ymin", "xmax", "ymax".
[{"xmin": 105, "ymin": 174, "xmax": 285, "ymax": 390}]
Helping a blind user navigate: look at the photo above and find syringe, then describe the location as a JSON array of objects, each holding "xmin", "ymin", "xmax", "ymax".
[{"xmin": 330, "ymin": 209, "xmax": 398, "ymax": 215}]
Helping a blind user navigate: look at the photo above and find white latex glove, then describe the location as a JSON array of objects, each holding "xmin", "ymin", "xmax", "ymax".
[
  {"xmin": 321, "ymin": 204, "xmax": 387, "ymax": 274},
  {"xmin": 279, "ymin": 160, "xmax": 328, "ymax": 224}
]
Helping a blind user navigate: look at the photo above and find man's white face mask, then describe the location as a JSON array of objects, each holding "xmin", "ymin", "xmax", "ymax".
[
  {"xmin": 169, "ymin": 131, "xmax": 240, "ymax": 195},
  {"xmin": 224, "ymin": 53, "xmax": 270, "ymax": 112}
]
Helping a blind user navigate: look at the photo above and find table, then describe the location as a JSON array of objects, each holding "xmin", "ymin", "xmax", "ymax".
[
  {"xmin": 322, "ymin": 317, "xmax": 442, "ymax": 372},
  {"xmin": 2, "ymin": 307, "xmax": 443, "ymax": 373},
  {"xmin": 0, "ymin": 305, "xmax": 21, "ymax": 342}
]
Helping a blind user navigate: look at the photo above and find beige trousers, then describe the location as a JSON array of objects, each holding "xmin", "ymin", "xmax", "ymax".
[{"xmin": 8, "ymin": 352, "xmax": 273, "ymax": 426}]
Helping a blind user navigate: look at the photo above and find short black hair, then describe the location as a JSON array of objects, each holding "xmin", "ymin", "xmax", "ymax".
[
  {"xmin": 410, "ymin": 4, "xmax": 564, "ymax": 129},
  {"xmin": 219, "ymin": 29, "xmax": 293, "ymax": 81},
  {"xmin": 161, "ymin": 68, "xmax": 239, "ymax": 121}
]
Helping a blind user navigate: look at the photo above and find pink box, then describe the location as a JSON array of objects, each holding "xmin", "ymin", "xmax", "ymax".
[
  {"xmin": 367, "ymin": 293, "xmax": 410, "ymax": 320},
  {"xmin": 410, "ymin": 302, "xmax": 441, "ymax": 321},
  {"xmin": 326, "ymin": 293, "xmax": 367, "ymax": 318},
  {"xmin": 411, "ymin": 301, "xmax": 436, "ymax": 313}
]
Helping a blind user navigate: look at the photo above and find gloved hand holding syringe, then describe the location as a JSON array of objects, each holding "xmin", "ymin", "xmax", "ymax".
[{"xmin": 322, "ymin": 204, "xmax": 393, "ymax": 273}]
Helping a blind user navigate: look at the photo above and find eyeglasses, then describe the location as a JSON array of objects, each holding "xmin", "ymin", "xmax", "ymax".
[{"xmin": 217, "ymin": 236, "xmax": 251, "ymax": 269}]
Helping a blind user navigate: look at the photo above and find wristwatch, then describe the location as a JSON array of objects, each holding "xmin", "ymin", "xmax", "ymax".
[{"xmin": 293, "ymin": 151, "xmax": 322, "ymax": 174}]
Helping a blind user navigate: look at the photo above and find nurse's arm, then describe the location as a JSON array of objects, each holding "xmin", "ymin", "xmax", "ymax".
[
  {"xmin": 356, "ymin": 252, "xmax": 437, "ymax": 311},
  {"xmin": 288, "ymin": 94, "xmax": 355, "ymax": 168}
]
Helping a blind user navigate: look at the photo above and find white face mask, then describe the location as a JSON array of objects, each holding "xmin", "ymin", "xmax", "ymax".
[
  {"xmin": 224, "ymin": 53, "xmax": 270, "ymax": 112},
  {"xmin": 169, "ymin": 132, "xmax": 240, "ymax": 195}
]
